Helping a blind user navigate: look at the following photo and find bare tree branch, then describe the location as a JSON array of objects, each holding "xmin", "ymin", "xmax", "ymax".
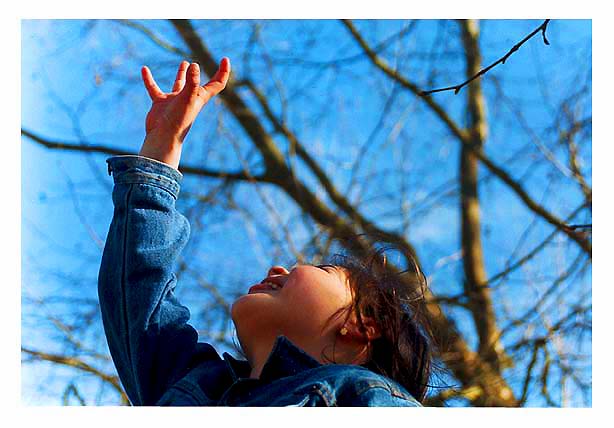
[
  {"xmin": 421, "ymin": 20, "xmax": 551, "ymax": 95},
  {"xmin": 113, "ymin": 19, "xmax": 189, "ymax": 57},
  {"xmin": 340, "ymin": 19, "xmax": 591, "ymax": 257},
  {"xmin": 22, "ymin": 346, "xmax": 129, "ymax": 405},
  {"xmin": 340, "ymin": 19, "xmax": 468, "ymax": 143},
  {"xmin": 21, "ymin": 128, "xmax": 262, "ymax": 182}
]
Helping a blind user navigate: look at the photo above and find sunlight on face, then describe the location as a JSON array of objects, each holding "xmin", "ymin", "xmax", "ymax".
[{"xmin": 231, "ymin": 263, "xmax": 352, "ymax": 361}]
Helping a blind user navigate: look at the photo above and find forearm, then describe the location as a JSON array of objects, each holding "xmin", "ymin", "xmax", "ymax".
[{"xmin": 98, "ymin": 155, "xmax": 196, "ymax": 405}]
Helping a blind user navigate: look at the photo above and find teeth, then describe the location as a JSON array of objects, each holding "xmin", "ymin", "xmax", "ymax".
[{"xmin": 263, "ymin": 281, "xmax": 280, "ymax": 290}]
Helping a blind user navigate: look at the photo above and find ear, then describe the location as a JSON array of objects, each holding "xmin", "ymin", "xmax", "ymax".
[{"xmin": 342, "ymin": 316, "xmax": 381, "ymax": 342}]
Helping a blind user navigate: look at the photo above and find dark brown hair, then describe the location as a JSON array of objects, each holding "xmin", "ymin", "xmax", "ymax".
[{"xmin": 322, "ymin": 246, "xmax": 436, "ymax": 403}]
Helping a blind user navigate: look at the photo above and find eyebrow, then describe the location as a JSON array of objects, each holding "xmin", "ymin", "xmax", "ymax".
[{"xmin": 315, "ymin": 264, "xmax": 336, "ymax": 271}]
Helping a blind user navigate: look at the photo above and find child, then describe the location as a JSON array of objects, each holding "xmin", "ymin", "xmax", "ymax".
[{"xmin": 98, "ymin": 58, "xmax": 434, "ymax": 406}]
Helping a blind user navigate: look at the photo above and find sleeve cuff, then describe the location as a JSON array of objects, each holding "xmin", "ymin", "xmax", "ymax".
[{"xmin": 106, "ymin": 155, "xmax": 183, "ymax": 199}]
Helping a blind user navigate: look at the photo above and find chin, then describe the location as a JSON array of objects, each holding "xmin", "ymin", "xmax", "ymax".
[
  {"xmin": 232, "ymin": 295, "xmax": 286, "ymax": 343},
  {"xmin": 231, "ymin": 293, "xmax": 273, "ymax": 326},
  {"xmin": 230, "ymin": 296, "xmax": 245, "ymax": 323}
]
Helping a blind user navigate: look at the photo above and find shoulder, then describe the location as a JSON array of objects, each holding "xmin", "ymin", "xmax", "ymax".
[{"xmin": 308, "ymin": 364, "xmax": 422, "ymax": 407}]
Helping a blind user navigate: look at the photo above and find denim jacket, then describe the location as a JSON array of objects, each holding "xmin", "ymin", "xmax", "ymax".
[{"xmin": 98, "ymin": 155, "xmax": 422, "ymax": 407}]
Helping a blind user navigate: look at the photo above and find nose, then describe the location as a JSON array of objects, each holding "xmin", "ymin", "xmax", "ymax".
[{"xmin": 267, "ymin": 265, "xmax": 289, "ymax": 276}]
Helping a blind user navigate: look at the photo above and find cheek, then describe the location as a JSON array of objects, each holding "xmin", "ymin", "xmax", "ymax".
[{"xmin": 284, "ymin": 277, "xmax": 350, "ymax": 324}]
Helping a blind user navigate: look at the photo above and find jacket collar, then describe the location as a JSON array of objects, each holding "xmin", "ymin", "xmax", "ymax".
[{"xmin": 222, "ymin": 335, "xmax": 322, "ymax": 382}]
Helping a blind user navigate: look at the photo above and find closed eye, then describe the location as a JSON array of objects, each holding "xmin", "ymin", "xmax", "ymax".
[{"xmin": 316, "ymin": 264, "xmax": 336, "ymax": 272}]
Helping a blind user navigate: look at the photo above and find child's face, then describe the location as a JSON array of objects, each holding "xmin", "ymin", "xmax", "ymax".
[{"xmin": 231, "ymin": 264, "xmax": 352, "ymax": 363}]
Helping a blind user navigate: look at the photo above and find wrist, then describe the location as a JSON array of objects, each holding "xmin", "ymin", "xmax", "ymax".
[{"xmin": 139, "ymin": 132, "xmax": 183, "ymax": 170}]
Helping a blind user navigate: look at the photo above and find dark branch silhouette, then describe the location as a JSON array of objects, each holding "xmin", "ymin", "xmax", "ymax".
[
  {"xmin": 421, "ymin": 19, "xmax": 551, "ymax": 96},
  {"xmin": 20, "ymin": 128, "xmax": 261, "ymax": 182}
]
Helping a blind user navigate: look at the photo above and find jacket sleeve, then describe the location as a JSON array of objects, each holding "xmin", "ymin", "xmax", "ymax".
[
  {"xmin": 98, "ymin": 155, "xmax": 208, "ymax": 405},
  {"xmin": 339, "ymin": 373, "xmax": 423, "ymax": 407},
  {"xmin": 347, "ymin": 385, "xmax": 422, "ymax": 407}
]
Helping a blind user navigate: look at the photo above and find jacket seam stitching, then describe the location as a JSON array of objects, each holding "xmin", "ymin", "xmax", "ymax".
[
  {"xmin": 356, "ymin": 384, "xmax": 415, "ymax": 402},
  {"xmin": 356, "ymin": 383, "xmax": 393, "ymax": 396},
  {"xmin": 313, "ymin": 384, "xmax": 336, "ymax": 407},
  {"xmin": 121, "ymin": 185, "xmax": 139, "ymax": 404},
  {"xmin": 115, "ymin": 170, "xmax": 175, "ymax": 184},
  {"xmin": 109, "ymin": 155, "xmax": 183, "ymax": 179}
]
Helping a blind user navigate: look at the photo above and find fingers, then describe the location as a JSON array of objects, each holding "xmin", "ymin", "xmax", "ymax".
[
  {"xmin": 171, "ymin": 61, "xmax": 189, "ymax": 92},
  {"xmin": 141, "ymin": 66, "xmax": 164, "ymax": 100},
  {"xmin": 184, "ymin": 62, "xmax": 201, "ymax": 90},
  {"xmin": 202, "ymin": 57, "xmax": 231, "ymax": 97},
  {"xmin": 178, "ymin": 59, "xmax": 230, "ymax": 109}
]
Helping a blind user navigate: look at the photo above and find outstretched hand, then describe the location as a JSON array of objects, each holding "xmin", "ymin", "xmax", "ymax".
[{"xmin": 138, "ymin": 58, "xmax": 231, "ymax": 169}]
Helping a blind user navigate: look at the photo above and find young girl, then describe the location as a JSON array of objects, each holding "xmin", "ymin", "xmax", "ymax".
[{"xmin": 98, "ymin": 58, "xmax": 434, "ymax": 406}]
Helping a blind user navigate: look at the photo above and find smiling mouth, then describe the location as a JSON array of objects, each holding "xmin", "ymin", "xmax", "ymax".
[{"xmin": 248, "ymin": 282, "xmax": 281, "ymax": 294}]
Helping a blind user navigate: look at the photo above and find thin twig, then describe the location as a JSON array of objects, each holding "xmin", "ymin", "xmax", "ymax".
[
  {"xmin": 421, "ymin": 20, "xmax": 551, "ymax": 96},
  {"xmin": 113, "ymin": 20, "xmax": 189, "ymax": 57}
]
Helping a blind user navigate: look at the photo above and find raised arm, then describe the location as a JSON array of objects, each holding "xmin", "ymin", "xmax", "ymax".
[{"xmin": 98, "ymin": 59, "xmax": 231, "ymax": 405}]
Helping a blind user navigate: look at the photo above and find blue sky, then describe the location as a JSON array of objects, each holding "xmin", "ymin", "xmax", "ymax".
[{"xmin": 21, "ymin": 18, "xmax": 592, "ymax": 406}]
